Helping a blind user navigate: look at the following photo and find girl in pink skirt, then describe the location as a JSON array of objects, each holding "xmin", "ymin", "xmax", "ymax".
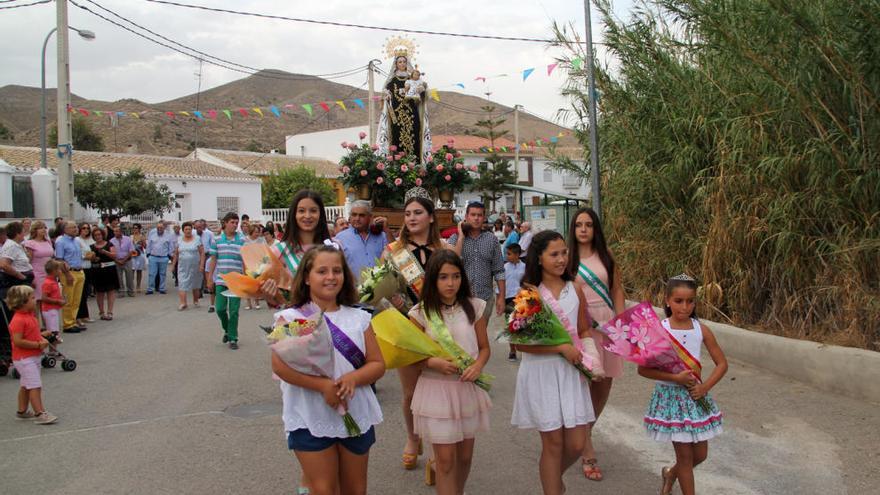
[{"xmin": 408, "ymin": 250, "xmax": 491, "ymax": 495}]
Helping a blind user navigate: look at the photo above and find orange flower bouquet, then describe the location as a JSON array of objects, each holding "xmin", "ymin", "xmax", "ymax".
[{"xmin": 220, "ymin": 243, "xmax": 291, "ymax": 298}]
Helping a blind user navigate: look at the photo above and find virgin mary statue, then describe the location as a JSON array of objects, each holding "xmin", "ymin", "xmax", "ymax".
[{"xmin": 377, "ymin": 38, "xmax": 432, "ymax": 164}]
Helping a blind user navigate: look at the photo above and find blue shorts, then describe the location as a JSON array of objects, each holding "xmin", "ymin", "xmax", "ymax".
[{"xmin": 287, "ymin": 426, "xmax": 375, "ymax": 455}]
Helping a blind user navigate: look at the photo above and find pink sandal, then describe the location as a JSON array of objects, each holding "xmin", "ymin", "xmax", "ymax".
[{"xmin": 582, "ymin": 457, "xmax": 603, "ymax": 481}]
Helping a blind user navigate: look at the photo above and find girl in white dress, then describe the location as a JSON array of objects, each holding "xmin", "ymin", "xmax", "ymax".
[
  {"xmin": 511, "ymin": 231, "xmax": 595, "ymax": 495},
  {"xmin": 269, "ymin": 245, "xmax": 386, "ymax": 495}
]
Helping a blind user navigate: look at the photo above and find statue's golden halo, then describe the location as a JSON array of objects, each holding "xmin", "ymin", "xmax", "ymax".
[{"xmin": 384, "ymin": 36, "xmax": 418, "ymax": 61}]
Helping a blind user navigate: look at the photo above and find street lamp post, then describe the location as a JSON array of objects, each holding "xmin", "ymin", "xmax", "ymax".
[{"xmin": 40, "ymin": 26, "xmax": 95, "ymax": 169}]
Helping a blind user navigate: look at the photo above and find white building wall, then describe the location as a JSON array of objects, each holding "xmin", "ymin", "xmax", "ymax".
[{"xmin": 286, "ymin": 126, "xmax": 369, "ymax": 163}]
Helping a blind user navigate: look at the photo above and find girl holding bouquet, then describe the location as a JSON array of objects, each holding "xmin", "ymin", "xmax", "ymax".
[
  {"xmin": 382, "ymin": 189, "xmax": 452, "ymax": 470},
  {"xmin": 566, "ymin": 207, "xmax": 626, "ymax": 481},
  {"xmin": 407, "ymin": 250, "xmax": 491, "ymax": 494},
  {"xmin": 511, "ymin": 231, "xmax": 595, "ymax": 495},
  {"xmin": 639, "ymin": 275, "xmax": 726, "ymax": 495},
  {"xmin": 269, "ymin": 246, "xmax": 386, "ymax": 495}
]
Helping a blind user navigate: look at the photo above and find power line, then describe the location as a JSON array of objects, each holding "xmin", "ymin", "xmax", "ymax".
[
  {"xmin": 0, "ymin": 0, "xmax": 51, "ymax": 9},
  {"xmin": 69, "ymin": 0, "xmax": 368, "ymax": 82},
  {"xmin": 143, "ymin": 0, "xmax": 560, "ymax": 44}
]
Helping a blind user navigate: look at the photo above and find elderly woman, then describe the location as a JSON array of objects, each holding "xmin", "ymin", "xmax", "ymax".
[
  {"xmin": 89, "ymin": 228, "xmax": 119, "ymax": 320},
  {"xmin": 171, "ymin": 221, "xmax": 205, "ymax": 311},
  {"xmin": 1, "ymin": 221, "xmax": 35, "ymax": 341},
  {"xmin": 75, "ymin": 223, "xmax": 96, "ymax": 326}
]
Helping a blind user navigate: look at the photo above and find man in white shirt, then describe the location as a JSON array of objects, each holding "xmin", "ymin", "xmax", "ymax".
[{"xmin": 517, "ymin": 222, "xmax": 533, "ymax": 259}]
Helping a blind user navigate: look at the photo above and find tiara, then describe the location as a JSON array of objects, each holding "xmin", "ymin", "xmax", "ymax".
[
  {"xmin": 405, "ymin": 186, "xmax": 432, "ymax": 202},
  {"xmin": 670, "ymin": 273, "xmax": 696, "ymax": 282}
]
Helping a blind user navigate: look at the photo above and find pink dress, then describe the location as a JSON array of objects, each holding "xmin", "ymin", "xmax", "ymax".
[
  {"xmin": 408, "ymin": 298, "xmax": 492, "ymax": 444},
  {"xmin": 578, "ymin": 252, "xmax": 624, "ymax": 378},
  {"xmin": 22, "ymin": 239, "xmax": 54, "ymax": 300}
]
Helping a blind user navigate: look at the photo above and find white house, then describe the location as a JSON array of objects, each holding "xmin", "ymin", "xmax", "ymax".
[
  {"xmin": 0, "ymin": 145, "xmax": 262, "ymax": 224},
  {"xmin": 285, "ymin": 126, "xmax": 369, "ymax": 164}
]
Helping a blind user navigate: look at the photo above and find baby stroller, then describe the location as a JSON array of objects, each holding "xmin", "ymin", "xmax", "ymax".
[
  {"xmin": 41, "ymin": 333, "xmax": 77, "ymax": 372},
  {"xmin": 0, "ymin": 295, "xmax": 77, "ymax": 377}
]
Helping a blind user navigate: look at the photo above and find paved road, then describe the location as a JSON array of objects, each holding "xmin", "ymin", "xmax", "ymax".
[{"xmin": 1, "ymin": 291, "xmax": 878, "ymax": 494}]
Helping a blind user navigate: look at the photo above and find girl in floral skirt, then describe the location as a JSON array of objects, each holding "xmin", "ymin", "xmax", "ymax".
[{"xmin": 638, "ymin": 275, "xmax": 727, "ymax": 495}]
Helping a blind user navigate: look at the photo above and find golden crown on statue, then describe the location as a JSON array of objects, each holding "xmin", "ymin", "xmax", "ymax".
[{"xmin": 385, "ymin": 35, "xmax": 418, "ymax": 60}]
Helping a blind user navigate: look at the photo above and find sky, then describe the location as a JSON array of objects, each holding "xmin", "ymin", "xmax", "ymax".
[{"xmin": 0, "ymin": 0, "xmax": 635, "ymax": 127}]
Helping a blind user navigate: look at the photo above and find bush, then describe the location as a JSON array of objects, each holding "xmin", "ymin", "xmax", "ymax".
[{"xmin": 262, "ymin": 167, "xmax": 337, "ymax": 209}]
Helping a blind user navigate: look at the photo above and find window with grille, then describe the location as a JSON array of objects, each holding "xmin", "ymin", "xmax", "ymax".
[
  {"xmin": 543, "ymin": 167, "xmax": 553, "ymax": 183},
  {"xmin": 216, "ymin": 197, "xmax": 239, "ymax": 220},
  {"xmin": 563, "ymin": 173, "xmax": 582, "ymax": 189}
]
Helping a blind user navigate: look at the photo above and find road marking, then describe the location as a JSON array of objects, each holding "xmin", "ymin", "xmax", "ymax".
[{"xmin": 0, "ymin": 410, "xmax": 225, "ymax": 444}]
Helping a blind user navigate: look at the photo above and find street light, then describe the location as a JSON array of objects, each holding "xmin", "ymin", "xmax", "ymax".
[{"xmin": 40, "ymin": 26, "xmax": 95, "ymax": 169}]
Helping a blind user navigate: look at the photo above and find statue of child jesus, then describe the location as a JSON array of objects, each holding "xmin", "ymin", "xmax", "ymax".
[{"xmin": 402, "ymin": 69, "xmax": 427, "ymax": 101}]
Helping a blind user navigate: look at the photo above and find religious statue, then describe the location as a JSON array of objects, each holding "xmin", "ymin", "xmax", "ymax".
[{"xmin": 377, "ymin": 36, "xmax": 433, "ymax": 164}]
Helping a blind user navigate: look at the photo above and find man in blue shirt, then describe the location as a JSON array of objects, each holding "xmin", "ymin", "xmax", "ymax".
[
  {"xmin": 335, "ymin": 200, "xmax": 388, "ymax": 282},
  {"xmin": 54, "ymin": 221, "xmax": 86, "ymax": 333},
  {"xmin": 146, "ymin": 221, "xmax": 175, "ymax": 294}
]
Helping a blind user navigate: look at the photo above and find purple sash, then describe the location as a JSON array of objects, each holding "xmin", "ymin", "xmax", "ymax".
[{"xmin": 298, "ymin": 303, "xmax": 367, "ymax": 370}]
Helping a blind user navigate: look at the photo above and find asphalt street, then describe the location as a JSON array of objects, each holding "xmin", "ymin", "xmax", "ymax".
[{"xmin": 1, "ymin": 291, "xmax": 878, "ymax": 494}]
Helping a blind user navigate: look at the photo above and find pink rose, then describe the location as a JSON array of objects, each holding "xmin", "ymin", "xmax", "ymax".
[
  {"xmin": 415, "ymin": 178, "xmax": 422, "ymax": 186},
  {"xmin": 342, "ymin": 166, "xmax": 351, "ymax": 174},
  {"xmin": 456, "ymin": 151, "xmax": 462, "ymax": 157},
  {"xmin": 444, "ymin": 174, "xmax": 452, "ymax": 181},
  {"xmin": 426, "ymin": 153, "xmax": 433, "ymax": 162},
  {"xmin": 376, "ymin": 177, "xmax": 384, "ymax": 184},
  {"xmin": 386, "ymin": 155, "xmax": 394, "ymax": 161},
  {"xmin": 359, "ymin": 170, "xmax": 368, "ymax": 176},
  {"xmin": 394, "ymin": 178, "xmax": 403, "ymax": 186},
  {"xmin": 400, "ymin": 164, "xmax": 409, "ymax": 172},
  {"xmin": 445, "ymin": 153, "xmax": 453, "ymax": 161},
  {"xmin": 455, "ymin": 163, "xmax": 463, "ymax": 170},
  {"xmin": 376, "ymin": 162, "xmax": 386, "ymax": 171},
  {"xmin": 395, "ymin": 153, "xmax": 404, "ymax": 160},
  {"xmin": 370, "ymin": 144, "xmax": 379, "ymax": 151},
  {"xmin": 389, "ymin": 145, "xmax": 397, "ymax": 152},
  {"xmin": 348, "ymin": 144, "xmax": 357, "ymax": 150},
  {"xmin": 359, "ymin": 131, "xmax": 367, "ymax": 139},
  {"xmin": 469, "ymin": 165, "xmax": 478, "ymax": 172},
  {"xmin": 341, "ymin": 141, "xmax": 348, "ymax": 148},
  {"xmin": 436, "ymin": 164, "xmax": 444, "ymax": 172}
]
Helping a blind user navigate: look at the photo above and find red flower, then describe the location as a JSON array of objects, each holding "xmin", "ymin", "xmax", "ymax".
[
  {"xmin": 359, "ymin": 131, "xmax": 367, "ymax": 139},
  {"xmin": 376, "ymin": 177, "xmax": 384, "ymax": 184}
]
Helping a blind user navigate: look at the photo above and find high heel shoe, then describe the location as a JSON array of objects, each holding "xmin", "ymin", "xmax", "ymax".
[
  {"xmin": 424, "ymin": 458, "xmax": 435, "ymax": 486},
  {"xmin": 402, "ymin": 440, "xmax": 422, "ymax": 470}
]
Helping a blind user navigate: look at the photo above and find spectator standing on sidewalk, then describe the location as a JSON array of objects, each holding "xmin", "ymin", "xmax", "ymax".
[
  {"xmin": 111, "ymin": 226, "xmax": 136, "ymax": 298},
  {"xmin": 53, "ymin": 221, "xmax": 86, "ymax": 333},
  {"xmin": 196, "ymin": 220, "xmax": 215, "ymax": 312},
  {"xmin": 448, "ymin": 201, "xmax": 506, "ymax": 323},
  {"xmin": 335, "ymin": 200, "xmax": 388, "ymax": 283}
]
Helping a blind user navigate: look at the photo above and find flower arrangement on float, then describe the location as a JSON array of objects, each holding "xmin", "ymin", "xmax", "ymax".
[
  {"xmin": 423, "ymin": 139, "xmax": 476, "ymax": 204},
  {"xmin": 338, "ymin": 132, "xmax": 424, "ymax": 207}
]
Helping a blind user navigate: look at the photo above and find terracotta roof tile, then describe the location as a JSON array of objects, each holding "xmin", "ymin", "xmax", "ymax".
[
  {"xmin": 431, "ymin": 135, "xmax": 519, "ymax": 153},
  {"xmin": 0, "ymin": 145, "xmax": 258, "ymax": 181},
  {"xmin": 198, "ymin": 148, "xmax": 339, "ymax": 177}
]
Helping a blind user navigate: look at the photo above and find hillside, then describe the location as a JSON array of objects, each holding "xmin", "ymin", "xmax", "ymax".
[{"xmin": 0, "ymin": 69, "xmax": 576, "ymax": 157}]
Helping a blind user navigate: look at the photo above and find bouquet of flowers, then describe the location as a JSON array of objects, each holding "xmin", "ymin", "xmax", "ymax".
[
  {"xmin": 371, "ymin": 306, "xmax": 493, "ymax": 391},
  {"xmin": 221, "ymin": 243, "xmax": 290, "ymax": 298},
  {"xmin": 500, "ymin": 286, "xmax": 598, "ymax": 380},
  {"xmin": 269, "ymin": 308, "xmax": 361, "ymax": 436},
  {"xmin": 598, "ymin": 302, "xmax": 711, "ymax": 413},
  {"xmin": 358, "ymin": 260, "xmax": 411, "ymax": 311},
  {"xmin": 423, "ymin": 139, "xmax": 476, "ymax": 194}
]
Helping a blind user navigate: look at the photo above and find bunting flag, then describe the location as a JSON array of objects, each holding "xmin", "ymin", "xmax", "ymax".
[
  {"xmin": 475, "ymin": 76, "xmax": 486, "ymax": 82},
  {"xmin": 335, "ymin": 100, "xmax": 347, "ymax": 111},
  {"xmin": 252, "ymin": 107, "xmax": 264, "ymax": 117},
  {"xmin": 522, "ymin": 68, "xmax": 535, "ymax": 81},
  {"xmin": 78, "ymin": 108, "xmax": 90, "ymax": 116},
  {"xmin": 455, "ymin": 83, "xmax": 465, "ymax": 89},
  {"xmin": 193, "ymin": 110, "xmax": 204, "ymax": 120},
  {"xmin": 207, "ymin": 109, "xmax": 217, "ymax": 119},
  {"xmin": 95, "ymin": 111, "xmax": 103, "ymax": 117},
  {"xmin": 572, "ymin": 58, "xmax": 583, "ymax": 71},
  {"xmin": 319, "ymin": 102, "xmax": 330, "ymax": 112},
  {"xmin": 131, "ymin": 112, "xmax": 140, "ymax": 119},
  {"xmin": 352, "ymin": 98, "xmax": 365, "ymax": 109},
  {"xmin": 116, "ymin": 111, "xmax": 125, "ymax": 117},
  {"xmin": 165, "ymin": 111, "xmax": 175, "ymax": 119},
  {"xmin": 222, "ymin": 109, "xmax": 232, "ymax": 120},
  {"xmin": 302, "ymin": 104, "xmax": 313, "ymax": 116},
  {"xmin": 270, "ymin": 105, "xmax": 281, "ymax": 118},
  {"xmin": 429, "ymin": 89, "xmax": 440, "ymax": 102},
  {"xmin": 179, "ymin": 111, "xmax": 190, "ymax": 117},
  {"xmin": 237, "ymin": 108, "xmax": 248, "ymax": 117},
  {"xmin": 547, "ymin": 63, "xmax": 558, "ymax": 76}
]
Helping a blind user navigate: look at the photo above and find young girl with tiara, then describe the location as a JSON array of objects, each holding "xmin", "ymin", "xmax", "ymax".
[
  {"xmin": 269, "ymin": 245, "xmax": 385, "ymax": 495},
  {"xmin": 407, "ymin": 250, "xmax": 491, "ymax": 494},
  {"xmin": 566, "ymin": 207, "xmax": 625, "ymax": 481},
  {"xmin": 511, "ymin": 230, "xmax": 595, "ymax": 495},
  {"xmin": 640, "ymin": 274, "xmax": 727, "ymax": 495}
]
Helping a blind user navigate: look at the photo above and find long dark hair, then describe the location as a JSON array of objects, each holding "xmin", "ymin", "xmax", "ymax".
[
  {"xmin": 420, "ymin": 250, "xmax": 476, "ymax": 324},
  {"xmin": 288, "ymin": 246, "xmax": 357, "ymax": 308},
  {"xmin": 566, "ymin": 207, "xmax": 615, "ymax": 290},
  {"xmin": 282, "ymin": 190, "xmax": 332, "ymax": 251},
  {"xmin": 397, "ymin": 197, "xmax": 442, "ymax": 249},
  {"xmin": 523, "ymin": 230, "xmax": 573, "ymax": 287},
  {"xmin": 664, "ymin": 277, "xmax": 699, "ymax": 318}
]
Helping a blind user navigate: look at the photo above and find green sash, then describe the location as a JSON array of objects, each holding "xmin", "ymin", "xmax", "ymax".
[
  {"xmin": 577, "ymin": 261, "xmax": 614, "ymax": 311},
  {"xmin": 424, "ymin": 309, "xmax": 494, "ymax": 392},
  {"xmin": 277, "ymin": 241, "xmax": 300, "ymax": 276}
]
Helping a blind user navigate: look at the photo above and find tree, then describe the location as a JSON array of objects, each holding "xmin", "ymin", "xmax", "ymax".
[
  {"xmin": 0, "ymin": 122, "xmax": 12, "ymax": 142},
  {"xmin": 74, "ymin": 169, "xmax": 175, "ymax": 217},
  {"xmin": 262, "ymin": 167, "xmax": 337, "ymax": 209},
  {"xmin": 244, "ymin": 140, "xmax": 266, "ymax": 153},
  {"xmin": 49, "ymin": 115, "xmax": 105, "ymax": 151},
  {"xmin": 472, "ymin": 105, "xmax": 509, "ymax": 147},
  {"xmin": 471, "ymin": 153, "xmax": 516, "ymax": 211}
]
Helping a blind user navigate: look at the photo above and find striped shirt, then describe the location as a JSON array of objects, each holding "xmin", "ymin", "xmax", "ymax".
[
  {"xmin": 447, "ymin": 231, "xmax": 505, "ymax": 301},
  {"xmin": 208, "ymin": 231, "xmax": 245, "ymax": 285}
]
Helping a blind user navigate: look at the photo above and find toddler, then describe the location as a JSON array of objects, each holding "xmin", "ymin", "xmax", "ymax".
[{"xmin": 40, "ymin": 259, "xmax": 65, "ymax": 342}]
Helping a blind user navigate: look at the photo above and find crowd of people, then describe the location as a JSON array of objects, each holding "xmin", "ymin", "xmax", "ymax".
[{"xmin": 1, "ymin": 187, "xmax": 729, "ymax": 495}]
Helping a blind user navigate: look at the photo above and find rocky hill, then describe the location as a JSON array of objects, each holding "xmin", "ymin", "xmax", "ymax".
[{"xmin": 0, "ymin": 69, "xmax": 576, "ymax": 157}]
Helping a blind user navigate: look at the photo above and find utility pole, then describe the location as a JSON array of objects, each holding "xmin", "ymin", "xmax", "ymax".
[
  {"xmin": 513, "ymin": 104, "xmax": 521, "ymax": 211},
  {"xmin": 56, "ymin": 0, "xmax": 74, "ymax": 219},
  {"xmin": 583, "ymin": 0, "xmax": 602, "ymax": 219},
  {"xmin": 367, "ymin": 59, "xmax": 376, "ymax": 145},
  {"xmin": 192, "ymin": 58, "xmax": 203, "ymax": 159}
]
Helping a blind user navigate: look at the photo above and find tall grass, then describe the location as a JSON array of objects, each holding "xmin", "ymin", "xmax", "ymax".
[{"xmin": 554, "ymin": 0, "xmax": 880, "ymax": 349}]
